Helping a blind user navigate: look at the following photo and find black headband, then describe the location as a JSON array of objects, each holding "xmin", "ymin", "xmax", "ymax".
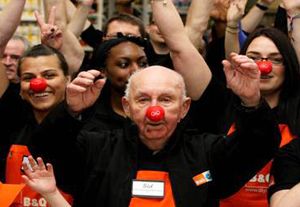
[{"xmin": 91, "ymin": 33, "xmax": 147, "ymax": 69}]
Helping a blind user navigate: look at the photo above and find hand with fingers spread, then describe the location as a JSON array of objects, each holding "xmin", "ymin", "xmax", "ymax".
[
  {"xmin": 66, "ymin": 70, "xmax": 106, "ymax": 114},
  {"xmin": 222, "ymin": 52, "xmax": 261, "ymax": 106},
  {"xmin": 22, "ymin": 156, "xmax": 71, "ymax": 207},
  {"xmin": 21, "ymin": 156, "xmax": 57, "ymax": 196},
  {"xmin": 35, "ymin": 6, "xmax": 63, "ymax": 49}
]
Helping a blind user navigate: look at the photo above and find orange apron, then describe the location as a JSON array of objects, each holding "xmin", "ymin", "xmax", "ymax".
[
  {"xmin": 129, "ymin": 170, "xmax": 175, "ymax": 207},
  {"xmin": 220, "ymin": 124, "xmax": 294, "ymax": 207},
  {"xmin": 5, "ymin": 145, "xmax": 73, "ymax": 207}
]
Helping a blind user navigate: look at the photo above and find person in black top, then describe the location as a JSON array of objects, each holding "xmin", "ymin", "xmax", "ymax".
[
  {"xmin": 28, "ymin": 63, "xmax": 280, "ymax": 207},
  {"xmin": 0, "ymin": 45, "xmax": 75, "ymax": 205}
]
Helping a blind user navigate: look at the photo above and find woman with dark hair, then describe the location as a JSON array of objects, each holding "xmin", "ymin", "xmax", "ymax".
[
  {"xmin": 0, "ymin": 44, "xmax": 73, "ymax": 206},
  {"xmin": 219, "ymin": 27, "xmax": 300, "ymax": 207},
  {"xmin": 239, "ymin": 27, "xmax": 300, "ymax": 135},
  {"xmin": 78, "ymin": 35, "xmax": 148, "ymax": 131}
]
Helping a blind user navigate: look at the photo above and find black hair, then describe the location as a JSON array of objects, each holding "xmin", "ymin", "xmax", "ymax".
[
  {"xmin": 102, "ymin": 13, "xmax": 147, "ymax": 39},
  {"xmin": 18, "ymin": 44, "xmax": 69, "ymax": 77},
  {"xmin": 91, "ymin": 34, "xmax": 146, "ymax": 70},
  {"xmin": 241, "ymin": 27, "xmax": 300, "ymax": 136}
]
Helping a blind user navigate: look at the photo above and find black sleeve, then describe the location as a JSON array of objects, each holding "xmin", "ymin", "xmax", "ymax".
[
  {"xmin": 274, "ymin": 6, "xmax": 288, "ymax": 35},
  {"xmin": 268, "ymin": 138, "xmax": 300, "ymax": 198},
  {"xmin": 210, "ymin": 99, "xmax": 281, "ymax": 198},
  {"xmin": 0, "ymin": 84, "xmax": 25, "ymax": 182},
  {"xmin": 80, "ymin": 24, "xmax": 104, "ymax": 48},
  {"xmin": 186, "ymin": 76, "xmax": 234, "ymax": 134}
]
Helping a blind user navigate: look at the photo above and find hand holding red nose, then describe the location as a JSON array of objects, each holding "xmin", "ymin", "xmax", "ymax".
[
  {"xmin": 146, "ymin": 106, "xmax": 165, "ymax": 122},
  {"xmin": 256, "ymin": 60, "xmax": 272, "ymax": 76},
  {"xmin": 30, "ymin": 78, "xmax": 47, "ymax": 93}
]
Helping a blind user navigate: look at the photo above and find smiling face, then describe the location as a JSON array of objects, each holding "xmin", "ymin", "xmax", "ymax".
[
  {"xmin": 246, "ymin": 36, "xmax": 285, "ymax": 99},
  {"xmin": 19, "ymin": 55, "xmax": 69, "ymax": 114},
  {"xmin": 122, "ymin": 67, "xmax": 191, "ymax": 151},
  {"xmin": 104, "ymin": 41, "xmax": 148, "ymax": 94}
]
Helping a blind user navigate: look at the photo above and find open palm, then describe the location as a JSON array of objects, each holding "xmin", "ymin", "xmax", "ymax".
[{"xmin": 22, "ymin": 156, "xmax": 57, "ymax": 196}]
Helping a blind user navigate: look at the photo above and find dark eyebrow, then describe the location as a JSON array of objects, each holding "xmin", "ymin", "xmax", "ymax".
[{"xmin": 247, "ymin": 51, "xmax": 282, "ymax": 56}]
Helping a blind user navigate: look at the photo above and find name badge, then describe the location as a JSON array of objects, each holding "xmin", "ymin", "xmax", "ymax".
[{"xmin": 132, "ymin": 180, "xmax": 164, "ymax": 198}]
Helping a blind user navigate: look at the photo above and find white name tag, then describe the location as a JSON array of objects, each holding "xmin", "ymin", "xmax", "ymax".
[{"xmin": 132, "ymin": 180, "xmax": 165, "ymax": 198}]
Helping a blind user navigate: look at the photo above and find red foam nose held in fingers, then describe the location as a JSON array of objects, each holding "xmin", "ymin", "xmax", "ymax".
[
  {"xmin": 146, "ymin": 106, "xmax": 165, "ymax": 122},
  {"xmin": 30, "ymin": 78, "xmax": 47, "ymax": 93},
  {"xmin": 256, "ymin": 60, "xmax": 272, "ymax": 75}
]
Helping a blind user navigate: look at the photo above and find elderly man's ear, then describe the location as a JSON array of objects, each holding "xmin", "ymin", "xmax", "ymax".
[
  {"xmin": 180, "ymin": 97, "xmax": 192, "ymax": 120},
  {"xmin": 122, "ymin": 97, "xmax": 131, "ymax": 118}
]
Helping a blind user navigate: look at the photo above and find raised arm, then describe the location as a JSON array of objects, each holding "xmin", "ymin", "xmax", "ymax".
[
  {"xmin": 184, "ymin": 0, "xmax": 214, "ymax": 52},
  {"xmin": 67, "ymin": 0, "xmax": 94, "ymax": 38},
  {"xmin": 225, "ymin": 0, "xmax": 247, "ymax": 58},
  {"xmin": 65, "ymin": 0, "xmax": 92, "ymax": 33},
  {"xmin": 151, "ymin": 0, "xmax": 212, "ymax": 100},
  {"xmin": 0, "ymin": 0, "xmax": 26, "ymax": 55},
  {"xmin": 22, "ymin": 156, "xmax": 71, "ymax": 207},
  {"xmin": 241, "ymin": 0, "xmax": 275, "ymax": 33},
  {"xmin": 37, "ymin": 4, "xmax": 85, "ymax": 76},
  {"xmin": 282, "ymin": 0, "xmax": 300, "ymax": 62}
]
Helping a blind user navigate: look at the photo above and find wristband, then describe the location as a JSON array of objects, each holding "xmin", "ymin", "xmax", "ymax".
[
  {"xmin": 256, "ymin": 2, "xmax": 269, "ymax": 11},
  {"xmin": 226, "ymin": 27, "xmax": 239, "ymax": 34}
]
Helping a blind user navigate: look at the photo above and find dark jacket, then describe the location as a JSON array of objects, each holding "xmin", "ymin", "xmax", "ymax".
[{"xmin": 34, "ymin": 99, "xmax": 280, "ymax": 207}]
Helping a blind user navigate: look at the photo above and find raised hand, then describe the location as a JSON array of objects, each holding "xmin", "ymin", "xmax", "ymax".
[
  {"xmin": 222, "ymin": 52, "xmax": 261, "ymax": 106},
  {"xmin": 211, "ymin": 0, "xmax": 230, "ymax": 21},
  {"xmin": 227, "ymin": 0, "xmax": 247, "ymax": 25},
  {"xmin": 281, "ymin": 0, "xmax": 300, "ymax": 14},
  {"xmin": 66, "ymin": 70, "xmax": 106, "ymax": 114},
  {"xmin": 34, "ymin": 6, "xmax": 63, "ymax": 49},
  {"xmin": 21, "ymin": 156, "xmax": 57, "ymax": 196}
]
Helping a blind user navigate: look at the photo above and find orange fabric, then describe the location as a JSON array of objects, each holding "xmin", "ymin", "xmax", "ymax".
[
  {"xmin": 5, "ymin": 145, "xmax": 73, "ymax": 207},
  {"xmin": 220, "ymin": 124, "xmax": 294, "ymax": 207},
  {"xmin": 129, "ymin": 170, "xmax": 175, "ymax": 207},
  {"xmin": 0, "ymin": 183, "xmax": 25, "ymax": 207}
]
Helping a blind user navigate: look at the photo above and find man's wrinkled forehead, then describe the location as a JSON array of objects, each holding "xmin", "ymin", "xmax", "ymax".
[{"xmin": 129, "ymin": 67, "xmax": 184, "ymax": 95}]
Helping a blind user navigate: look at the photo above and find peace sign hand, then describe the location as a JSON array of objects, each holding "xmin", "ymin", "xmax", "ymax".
[{"xmin": 34, "ymin": 6, "xmax": 63, "ymax": 49}]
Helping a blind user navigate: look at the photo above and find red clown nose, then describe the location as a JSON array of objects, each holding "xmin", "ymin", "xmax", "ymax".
[
  {"xmin": 256, "ymin": 60, "xmax": 272, "ymax": 76},
  {"xmin": 29, "ymin": 78, "xmax": 47, "ymax": 93},
  {"xmin": 146, "ymin": 106, "xmax": 165, "ymax": 122}
]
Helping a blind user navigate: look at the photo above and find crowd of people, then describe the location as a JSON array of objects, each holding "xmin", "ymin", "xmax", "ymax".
[{"xmin": 1, "ymin": 0, "xmax": 300, "ymax": 207}]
